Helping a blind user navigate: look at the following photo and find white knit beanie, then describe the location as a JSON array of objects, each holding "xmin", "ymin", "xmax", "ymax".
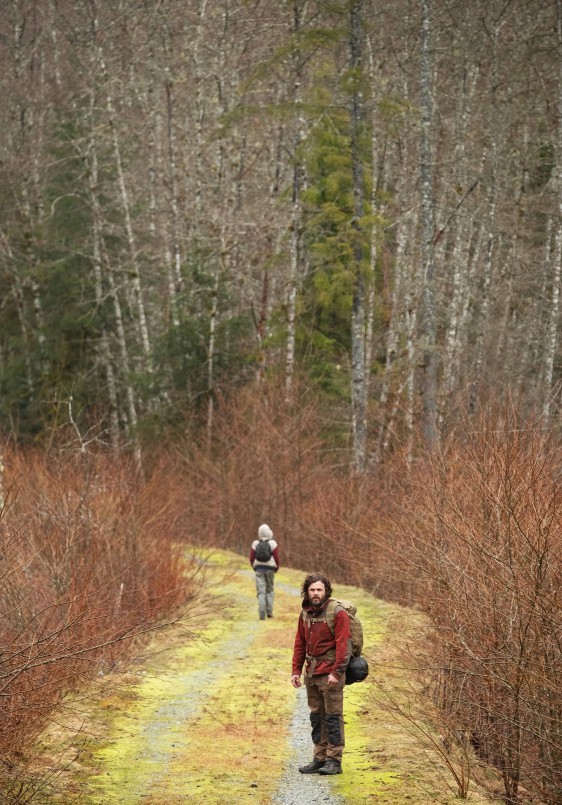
[{"xmin": 258, "ymin": 523, "xmax": 273, "ymax": 540}]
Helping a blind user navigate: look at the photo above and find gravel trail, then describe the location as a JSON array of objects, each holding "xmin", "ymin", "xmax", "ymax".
[
  {"xmin": 80, "ymin": 556, "xmax": 348, "ymax": 804},
  {"xmin": 271, "ymin": 686, "xmax": 344, "ymax": 805},
  {"xmin": 123, "ymin": 616, "xmax": 263, "ymax": 802}
]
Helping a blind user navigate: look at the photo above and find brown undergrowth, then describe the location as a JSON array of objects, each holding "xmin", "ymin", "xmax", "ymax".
[{"xmin": 0, "ymin": 449, "xmax": 201, "ymax": 801}]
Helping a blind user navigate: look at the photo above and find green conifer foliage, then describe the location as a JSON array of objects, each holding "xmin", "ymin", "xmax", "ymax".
[{"xmin": 297, "ymin": 104, "xmax": 373, "ymax": 397}]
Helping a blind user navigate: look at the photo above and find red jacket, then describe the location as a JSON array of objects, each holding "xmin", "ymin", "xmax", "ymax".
[{"xmin": 292, "ymin": 600, "xmax": 351, "ymax": 681}]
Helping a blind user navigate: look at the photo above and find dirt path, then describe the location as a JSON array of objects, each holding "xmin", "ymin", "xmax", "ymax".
[{"xmin": 36, "ymin": 550, "xmax": 502, "ymax": 805}]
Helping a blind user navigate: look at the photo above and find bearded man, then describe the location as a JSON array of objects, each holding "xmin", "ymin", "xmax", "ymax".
[{"xmin": 291, "ymin": 573, "xmax": 351, "ymax": 775}]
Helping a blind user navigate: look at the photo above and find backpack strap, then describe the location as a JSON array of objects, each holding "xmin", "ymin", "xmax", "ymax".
[
  {"xmin": 325, "ymin": 600, "xmax": 343, "ymax": 635},
  {"xmin": 302, "ymin": 600, "xmax": 341, "ymax": 634}
]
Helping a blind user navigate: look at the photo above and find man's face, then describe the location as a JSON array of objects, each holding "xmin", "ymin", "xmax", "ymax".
[{"xmin": 308, "ymin": 581, "xmax": 327, "ymax": 607}]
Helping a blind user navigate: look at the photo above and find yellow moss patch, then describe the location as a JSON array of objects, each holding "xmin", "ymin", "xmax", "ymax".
[
  {"xmin": 77, "ymin": 557, "xmax": 302, "ymax": 804},
  {"xmin": 160, "ymin": 582, "xmax": 301, "ymax": 804}
]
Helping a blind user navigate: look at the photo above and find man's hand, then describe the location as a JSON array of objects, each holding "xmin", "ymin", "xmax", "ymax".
[
  {"xmin": 291, "ymin": 674, "xmax": 302, "ymax": 688},
  {"xmin": 327, "ymin": 673, "xmax": 339, "ymax": 687}
]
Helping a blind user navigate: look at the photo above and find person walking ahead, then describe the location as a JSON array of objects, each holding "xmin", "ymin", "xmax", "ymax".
[
  {"xmin": 249, "ymin": 523, "xmax": 279, "ymax": 620},
  {"xmin": 291, "ymin": 573, "xmax": 351, "ymax": 776}
]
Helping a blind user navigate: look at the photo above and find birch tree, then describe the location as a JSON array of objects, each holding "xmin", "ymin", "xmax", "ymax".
[
  {"xmin": 285, "ymin": 0, "xmax": 309, "ymax": 400},
  {"xmin": 419, "ymin": 0, "xmax": 438, "ymax": 451},
  {"xmin": 349, "ymin": 0, "xmax": 368, "ymax": 472},
  {"xmin": 541, "ymin": 0, "xmax": 562, "ymax": 424}
]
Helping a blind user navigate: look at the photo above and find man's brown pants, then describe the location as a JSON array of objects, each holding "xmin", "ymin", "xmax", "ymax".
[{"xmin": 305, "ymin": 674, "xmax": 345, "ymax": 762}]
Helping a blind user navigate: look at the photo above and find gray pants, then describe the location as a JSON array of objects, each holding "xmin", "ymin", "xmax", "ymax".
[{"xmin": 255, "ymin": 570, "xmax": 275, "ymax": 618}]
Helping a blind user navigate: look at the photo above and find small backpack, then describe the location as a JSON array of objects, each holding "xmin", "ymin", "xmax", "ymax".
[{"xmin": 255, "ymin": 539, "xmax": 273, "ymax": 562}]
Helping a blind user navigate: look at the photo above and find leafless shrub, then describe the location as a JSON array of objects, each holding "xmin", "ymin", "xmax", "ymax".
[
  {"xmin": 380, "ymin": 405, "xmax": 562, "ymax": 804},
  {"xmin": 0, "ymin": 449, "xmax": 198, "ymax": 780}
]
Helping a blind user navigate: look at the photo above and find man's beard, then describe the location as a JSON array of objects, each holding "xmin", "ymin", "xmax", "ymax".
[{"xmin": 310, "ymin": 594, "xmax": 327, "ymax": 609}]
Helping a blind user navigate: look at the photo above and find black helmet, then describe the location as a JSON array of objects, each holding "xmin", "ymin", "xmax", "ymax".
[{"xmin": 345, "ymin": 655, "xmax": 369, "ymax": 685}]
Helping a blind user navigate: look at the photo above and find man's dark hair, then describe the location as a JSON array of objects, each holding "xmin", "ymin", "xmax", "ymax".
[{"xmin": 301, "ymin": 573, "xmax": 333, "ymax": 606}]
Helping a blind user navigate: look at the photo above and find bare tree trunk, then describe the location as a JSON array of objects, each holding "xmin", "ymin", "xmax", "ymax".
[
  {"xmin": 207, "ymin": 227, "xmax": 232, "ymax": 447},
  {"xmin": 253, "ymin": 269, "xmax": 270, "ymax": 382},
  {"xmin": 285, "ymin": 1, "xmax": 308, "ymax": 400},
  {"xmin": 374, "ymin": 28, "xmax": 418, "ymax": 462},
  {"xmin": 30, "ymin": 278, "xmax": 47, "ymax": 376},
  {"xmin": 107, "ymin": 257, "xmax": 142, "ymax": 469},
  {"xmin": 349, "ymin": 0, "xmax": 368, "ymax": 473},
  {"xmin": 374, "ymin": 193, "xmax": 416, "ymax": 461},
  {"xmin": 206, "ymin": 1, "xmax": 231, "ymax": 440},
  {"xmin": 441, "ymin": 68, "xmax": 480, "ymax": 401},
  {"xmin": 541, "ymin": 0, "xmax": 562, "ymax": 424},
  {"xmin": 48, "ymin": 0, "xmax": 62, "ymax": 90},
  {"xmin": 285, "ymin": 163, "xmax": 301, "ymax": 399},
  {"xmin": 525, "ymin": 214, "xmax": 552, "ymax": 372},
  {"xmin": 87, "ymin": 91, "xmax": 120, "ymax": 453},
  {"xmin": 364, "ymin": 29, "xmax": 384, "ymax": 427},
  {"xmin": 145, "ymin": 44, "xmax": 163, "ymax": 242},
  {"xmin": 448, "ymin": 219, "xmax": 484, "ymax": 398},
  {"xmin": 107, "ymin": 97, "xmax": 153, "ymax": 370},
  {"xmin": 468, "ymin": 19, "xmax": 501, "ymax": 416},
  {"xmin": 192, "ymin": 0, "xmax": 210, "ymax": 228},
  {"xmin": 420, "ymin": 0, "xmax": 438, "ymax": 451},
  {"xmin": 405, "ymin": 215, "xmax": 423, "ymax": 463},
  {"xmin": 206, "ymin": 260, "xmax": 221, "ymax": 450},
  {"xmin": 165, "ymin": 75, "xmax": 183, "ymax": 327},
  {"xmin": 93, "ymin": 16, "xmax": 153, "ymax": 372},
  {"xmin": 85, "ymin": 10, "xmax": 142, "ymax": 466}
]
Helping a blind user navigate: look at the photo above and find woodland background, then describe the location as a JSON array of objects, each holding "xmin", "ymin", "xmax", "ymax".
[{"xmin": 1, "ymin": 1, "xmax": 562, "ymax": 804}]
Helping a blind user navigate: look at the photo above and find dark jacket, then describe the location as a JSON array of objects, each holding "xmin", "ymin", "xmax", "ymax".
[{"xmin": 292, "ymin": 599, "xmax": 351, "ymax": 681}]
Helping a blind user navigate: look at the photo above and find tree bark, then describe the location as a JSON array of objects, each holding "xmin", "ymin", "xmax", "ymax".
[
  {"xmin": 94, "ymin": 17, "xmax": 153, "ymax": 373},
  {"xmin": 285, "ymin": 1, "xmax": 308, "ymax": 400},
  {"xmin": 541, "ymin": 0, "xmax": 562, "ymax": 424},
  {"xmin": 349, "ymin": 0, "xmax": 368, "ymax": 473},
  {"xmin": 165, "ymin": 75, "xmax": 183, "ymax": 327},
  {"xmin": 87, "ymin": 90, "xmax": 121, "ymax": 454},
  {"xmin": 420, "ymin": 0, "xmax": 438, "ymax": 451}
]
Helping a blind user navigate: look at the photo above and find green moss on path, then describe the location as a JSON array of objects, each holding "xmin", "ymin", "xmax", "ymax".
[{"xmin": 34, "ymin": 549, "xmax": 502, "ymax": 804}]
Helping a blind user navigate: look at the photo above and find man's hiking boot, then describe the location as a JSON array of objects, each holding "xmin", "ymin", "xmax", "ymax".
[
  {"xmin": 298, "ymin": 759, "xmax": 325, "ymax": 774},
  {"xmin": 318, "ymin": 759, "xmax": 342, "ymax": 775}
]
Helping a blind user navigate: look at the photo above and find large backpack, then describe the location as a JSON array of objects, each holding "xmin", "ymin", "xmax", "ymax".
[
  {"xmin": 255, "ymin": 539, "xmax": 273, "ymax": 562},
  {"xmin": 302, "ymin": 598, "xmax": 364, "ymax": 657}
]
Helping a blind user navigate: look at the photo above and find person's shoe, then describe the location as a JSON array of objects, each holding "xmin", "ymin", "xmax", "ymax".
[
  {"xmin": 267, "ymin": 613, "xmax": 273, "ymax": 618},
  {"xmin": 259, "ymin": 614, "xmax": 266, "ymax": 620},
  {"xmin": 298, "ymin": 759, "xmax": 325, "ymax": 774},
  {"xmin": 318, "ymin": 759, "xmax": 342, "ymax": 775}
]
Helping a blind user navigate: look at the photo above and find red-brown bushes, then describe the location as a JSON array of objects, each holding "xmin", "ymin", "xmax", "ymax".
[
  {"xmin": 175, "ymin": 381, "xmax": 330, "ymax": 565},
  {"xmin": 381, "ymin": 410, "xmax": 562, "ymax": 804},
  {"xmin": 0, "ymin": 450, "xmax": 196, "ymax": 763},
  {"xmin": 174, "ymin": 380, "xmax": 401, "ymax": 592}
]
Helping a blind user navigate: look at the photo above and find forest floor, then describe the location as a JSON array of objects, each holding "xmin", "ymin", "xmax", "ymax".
[{"xmin": 25, "ymin": 549, "xmax": 504, "ymax": 805}]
